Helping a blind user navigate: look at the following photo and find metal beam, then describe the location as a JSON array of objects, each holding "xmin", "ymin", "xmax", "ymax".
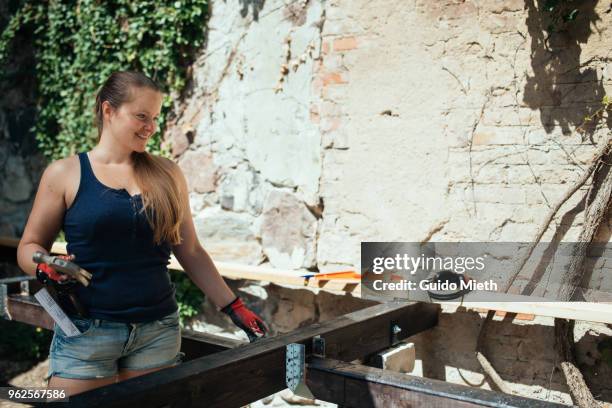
[
  {"xmin": 4, "ymin": 293, "xmax": 243, "ymax": 361},
  {"xmin": 306, "ymin": 358, "xmax": 566, "ymax": 408},
  {"xmin": 5, "ymin": 294, "xmax": 55, "ymax": 330},
  {"xmin": 43, "ymin": 301, "xmax": 438, "ymax": 408}
]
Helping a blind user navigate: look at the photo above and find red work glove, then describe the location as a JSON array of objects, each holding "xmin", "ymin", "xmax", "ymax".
[
  {"xmin": 221, "ymin": 297, "xmax": 268, "ymax": 342},
  {"xmin": 36, "ymin": 254, "xmax": 75, "ymax": 284}
]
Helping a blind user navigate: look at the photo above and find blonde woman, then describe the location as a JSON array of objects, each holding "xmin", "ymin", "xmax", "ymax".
[{"xmin": 16, "ymin": 71, "xmax": 267, "ymax": 396}]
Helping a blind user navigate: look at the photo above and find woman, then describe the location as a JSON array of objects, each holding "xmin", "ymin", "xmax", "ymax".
[{"xmin": 16, "ymin": 71, "xmax": 267, "ymax": 396}]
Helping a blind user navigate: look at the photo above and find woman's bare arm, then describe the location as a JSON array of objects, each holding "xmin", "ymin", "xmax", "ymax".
[
  {"xmin": 170, "ymin": 162, "xmax": 236, "ymax": 309},
  {"xmin": 17, "ymin": 159, "xmax": 70, "ymax": 276}
]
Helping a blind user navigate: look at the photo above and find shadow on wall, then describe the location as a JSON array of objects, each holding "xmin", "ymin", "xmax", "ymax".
[
  {"xmin": 239, "ymin": 0, "xmax": 266, "ymax": 21},
  {"xmin": 523, "ymin": 0, "xmax": 611, "ymax": 139},
  {"xmin": 520, "ymin": 1, "xmax": 612, "ymax": 301}
]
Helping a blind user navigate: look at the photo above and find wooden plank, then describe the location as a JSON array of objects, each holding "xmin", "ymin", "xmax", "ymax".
[
  {"xmin": 3, "ymin": 237, "xmax": 611, "ymax": 323},
  {"xmin": 307, "ymin": 358, "xmax": 566, "ymax": 408},
  {"xmin": 49, "ymin": 301, "xmax": 439, "ymax": 408},
  {"xmin": 48, "ymin": 240, "xmax": 612, "ymax": 323},
  {"xmin": 0, "ymin": 236, "xmax": 357, "ymax": 293},
  {"xmin": 51, "ymin": 241, "xmax": 359, "ymax": 294},
  {"xmin": 0, "ymin": 237, "xmax": 355, "ymax": 294},
  {"xmin": 444, "ymin": 300, "xmax": 612, "ymax": 324}
]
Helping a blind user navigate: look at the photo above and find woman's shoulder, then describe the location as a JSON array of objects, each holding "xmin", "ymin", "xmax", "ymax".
[
  {"xmin": 42, "ymin": 154, "xmax": 81, "ymax": 202},
  {"xmin": 43, "ymin": 154, "xmax": 80, "ymax": 180}
]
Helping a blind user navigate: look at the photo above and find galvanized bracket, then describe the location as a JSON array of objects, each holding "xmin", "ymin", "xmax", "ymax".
[
  {"xmin": 0, "ymin": 276, "xmax": 36, "ymax": 319},
  {"xmin": 312, "ymin": 335, "xmax": 325, "ymax": 358},
  {"xmin": 286, "ymin": 343, "xmax": 314, "ymax": 399},
  {"xmin": 0, "ymin": 281, "xmax": 7, "ymax": 319}
]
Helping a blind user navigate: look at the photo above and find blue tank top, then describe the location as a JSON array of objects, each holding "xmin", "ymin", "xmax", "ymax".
[{"xmin": 63, "ymin": 152, "xmax": 177, "ymax": 322}]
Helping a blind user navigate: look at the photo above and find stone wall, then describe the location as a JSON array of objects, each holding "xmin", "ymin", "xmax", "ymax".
[
  {"xmin": 164, "ymin": 0, "xmax": 326, "ymax": 269},
  {"xmin": 165, "ymin": 0, "xmax": 612, "ymax": 404},
  {"xmin": 167, "ymin": 0, "xmax": 611, "ymax": 273}
]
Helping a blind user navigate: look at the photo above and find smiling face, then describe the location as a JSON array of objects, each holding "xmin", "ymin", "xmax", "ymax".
[{"xmin": 101, "ymin": 86, "xmax": 163, "ymax": 153}]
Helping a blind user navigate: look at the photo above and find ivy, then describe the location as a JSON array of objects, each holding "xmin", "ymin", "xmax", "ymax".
[
  {"xmin": 0, "ymin": 0, "xmax": 208, "ymax": 160},
  {"xmin": 171, "ymin": 271, "xmax": 205, "ymax": 325},
  {"xmin": 0, "ymin": 0, "xmax": 209, "ymax": 324}
]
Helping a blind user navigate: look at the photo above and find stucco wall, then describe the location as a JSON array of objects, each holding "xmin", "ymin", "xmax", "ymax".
[
  {"xmin": 167, "ymin": 0, "xmax": 611, "ymax": 274},
  {"xmin": 316, "ymin": 0, "xmax": 611, "ymax": 269}
]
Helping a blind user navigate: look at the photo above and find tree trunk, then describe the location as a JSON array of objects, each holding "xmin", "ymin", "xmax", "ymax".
[
  {"xmin": 556, "ymin": 147, "xmax": 612, "ymax": 301},
  {"xmin": 474, "ymin": 136, "xmax": 610, "ymax": 407},
  {"xmin": 554, "ymin": 319, "xmax": 600, "ymax": 408},
  {"xmin": 552, "ymin": 146, "xmax": 610, "ymax": 408}
]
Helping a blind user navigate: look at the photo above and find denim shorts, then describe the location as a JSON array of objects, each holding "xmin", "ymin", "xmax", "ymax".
[{"xmin": 47, "ymin": 310, "xmax": 184, "ymax": 381}]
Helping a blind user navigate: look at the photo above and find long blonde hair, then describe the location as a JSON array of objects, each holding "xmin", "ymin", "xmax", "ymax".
[{"xmin": 93, "ymin": 71, "xmax": 185, "ymax": 245}]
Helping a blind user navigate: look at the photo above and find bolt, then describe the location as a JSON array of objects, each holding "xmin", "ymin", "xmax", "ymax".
[{"xmin": 392, "ymin": 325, "xmax": 402, "ymax": 335}]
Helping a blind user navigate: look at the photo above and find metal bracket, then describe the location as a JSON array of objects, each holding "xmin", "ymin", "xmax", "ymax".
[
  {"xmin": 286, "ymin": 343, "xmax": 314, "ymax": 399},
  {"xmin": 0, "ymin": 282, "xmax": 7, "ymax": 319},
  {"xmin": 0, "ymin": 276, "xmax": 36, "ymax": 319},
  {"xmin": 312, "ymin": 335, "xmax": 325, "ymax": 358}
]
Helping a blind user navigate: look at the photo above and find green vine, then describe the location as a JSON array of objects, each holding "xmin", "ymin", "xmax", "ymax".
[
  {"xmin": 0, "ymin": 0, "xmax": 209, "ymax": 322},
  {"xmin": 171, "ymin": 271, "xmax": 205, "ymax": 325},
  {"xmin": 0, "ymin": 0, "xmax": 208, "ymax": 160},
  {"xmin": 576, "ymin": 95, "xmax": 612, "ymax": 136}
]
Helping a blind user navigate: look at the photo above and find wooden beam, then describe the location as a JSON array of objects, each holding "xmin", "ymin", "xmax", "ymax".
[
  {"xmin": 3, "ymin": 236, "xmax": 611, "ymax": 324},
  {"xmin": 47, "ymin": 301, "xmax": 438, "ymax": 408},
  {"xmin": 180, "ymin": 329, "xmax": 244, "ymax": 360},
  {"xmin": 306, "ymin": 358, "xmax": 566, "ymax": 408},
  {"xmin": 1, "ymin": 276, "xmax": 52, "ymax": 329},
  {"xmin": 442, "ymin": 299, "xmax": 612, "ymax": 324},
  {"xmin": 0, "ymin": 236, "xmax": 358, "ymax": 294}
]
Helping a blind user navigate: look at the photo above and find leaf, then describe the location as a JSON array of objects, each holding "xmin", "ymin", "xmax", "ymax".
[{"xmin": 0, "ymin": 0, "xmax": 208, "ymax": 161}]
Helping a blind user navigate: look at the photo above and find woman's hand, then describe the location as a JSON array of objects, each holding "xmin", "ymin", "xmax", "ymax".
[
  {"xmin": 221, "ymin": 297, "xmax": 268, "ymax": 342},
  {"xmin": 36, "ymin": 254, "xmax": 76, "ymax": 283}
]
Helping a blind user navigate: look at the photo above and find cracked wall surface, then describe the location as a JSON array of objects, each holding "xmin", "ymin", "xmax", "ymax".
[
  {"xmin": 315, "ymin": 0, "xmax": 612, "ymax": 272},
  {"xmin": 169, "ymin": 0, "xmax": 611, "ymax": 276},
  {"xmin": 2, "ymin": 1, "xmax": 610, "ymax": 271},
  {"xmin": 166, "ymin": 0, "xmax": 325, "ymax": 269}
]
